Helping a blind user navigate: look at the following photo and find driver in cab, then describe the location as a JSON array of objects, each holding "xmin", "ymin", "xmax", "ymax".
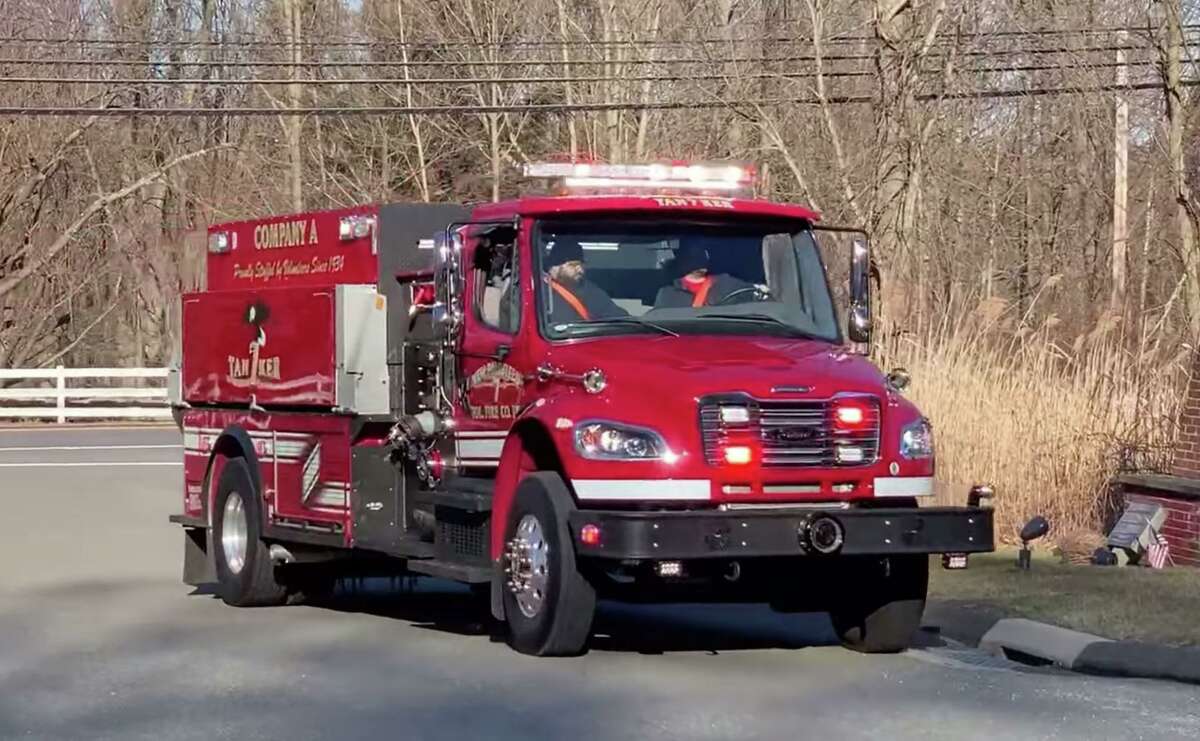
[
  {"xmin": 653, "ymin": 243, "xmax": 754, "ymax": 308},
  {"xmin": 543, "ymin": 236, "xmax": 628, "ymax": 324}
]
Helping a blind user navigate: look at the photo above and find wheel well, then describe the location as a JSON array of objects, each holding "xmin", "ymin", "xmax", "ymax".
[
  {"xmin": 202, "ymin": 427, "xmax": 264, "ymax": 526},
  {"xmin": 511, "ymin": 418, "xmax": 565, "ymax": 479},
  {"xmin": 490, "ymin": 417, "xmax": 569, "ymax": 561}
]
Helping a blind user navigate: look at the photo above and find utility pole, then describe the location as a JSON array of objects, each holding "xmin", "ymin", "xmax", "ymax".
[
  {"xmin": 555, "ymin": 0, "xmax": 578, "ymax": 160},
  {"xmin": 1160, "ymin": 0, "xmax": 1200, "ymax": 341},
  {"xmin": 1111, "ymin": 29, "xmax": 1129, "ymax": 315},
  {"xmin": 282, "ymin": 0, "xmax": 304, "ymax": 212}
]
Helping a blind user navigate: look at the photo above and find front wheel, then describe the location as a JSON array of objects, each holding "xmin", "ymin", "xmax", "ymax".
[
  {"xmin": 502, "ymin": 472, "xmax": 596, "ymax": 656},
  {"xmin": 828, "ymin": 555, "xmax": 928, "ymax": 654}
]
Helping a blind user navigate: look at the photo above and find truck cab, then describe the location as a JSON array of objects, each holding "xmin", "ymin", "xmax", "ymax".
[{"xmin": 170, "ymin": 161, "xmax": 994, "ymax": 657}]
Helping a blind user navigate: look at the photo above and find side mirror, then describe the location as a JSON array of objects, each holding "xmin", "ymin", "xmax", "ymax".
[
  {"xmin": 848, "ymin": 238, "xmax": 871, "ymax": 344},
  {"xmin": 434, "ymin": 229, "xmax": 462, "ymax": 271},
  {"xmin": 431, "ymin": 228, "xmax": 464, "ymax": 341}
]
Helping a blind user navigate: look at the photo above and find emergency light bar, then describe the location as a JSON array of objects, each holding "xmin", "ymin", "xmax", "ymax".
[{"xmin": 522, "ymin": 161, "xmax": 756, "ymax": 197}]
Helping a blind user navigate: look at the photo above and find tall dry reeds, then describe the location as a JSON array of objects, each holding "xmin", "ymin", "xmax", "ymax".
[{"xmin": 883, "ymin": 308, "xmax": 1187, "ymax": 545}]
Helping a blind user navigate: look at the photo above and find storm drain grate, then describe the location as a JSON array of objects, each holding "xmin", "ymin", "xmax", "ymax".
[{"xmin": 909, "ymin": 641, "xmax": 1026, "ymax": 673}]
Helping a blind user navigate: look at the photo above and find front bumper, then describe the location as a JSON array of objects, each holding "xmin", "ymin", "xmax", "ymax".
[{"xmin": 568, "ymin": 506, "xmax": 993, "ymax": 560}]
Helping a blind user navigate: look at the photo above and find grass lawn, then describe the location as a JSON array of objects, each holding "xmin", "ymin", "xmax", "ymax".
[{"xmin": 928, "ymin": 547, "xmax": 1200, "ymax": 647}]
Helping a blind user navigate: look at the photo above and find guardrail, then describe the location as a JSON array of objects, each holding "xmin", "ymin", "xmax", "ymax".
[{"xmin": 0, "ymin": 367, "xmax": 172, "ymax": 422}]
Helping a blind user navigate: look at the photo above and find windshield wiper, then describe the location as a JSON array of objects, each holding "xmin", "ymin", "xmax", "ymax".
[
  {"xmin": 557, "ymin": 317, "xmax": 679, "ymax": 337},
  {"xmin": 692, "ymin": 313, "xmax": 820, "ymax": 339}
]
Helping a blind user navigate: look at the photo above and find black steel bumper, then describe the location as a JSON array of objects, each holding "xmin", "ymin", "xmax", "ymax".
[{"xmin": 568, "ymin": 506, "xmax": 994, "ymax": 560}]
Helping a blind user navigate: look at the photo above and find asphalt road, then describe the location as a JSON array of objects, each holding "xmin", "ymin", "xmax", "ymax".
[{"xmin": 1, "ymin": 427, "xmax": 1197, "ymax": 741}]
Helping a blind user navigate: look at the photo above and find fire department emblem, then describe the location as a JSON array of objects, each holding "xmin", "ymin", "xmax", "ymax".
[
  {"xmin": 466, "ymin": 362, "xmax": 523, "ymax": 420},
  {"xmin": 227, "ymin": 299, "xmax": 282, "ymax": 384}
]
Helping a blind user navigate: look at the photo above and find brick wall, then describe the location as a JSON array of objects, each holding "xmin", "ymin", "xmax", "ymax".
[
  {"xmin": 1173, "ymin": 355, "xmax": 1200, "ymax": 476},
  {"xmin": 1124, "ymin": 488, "xmax": 1200, "ymax": 568}
]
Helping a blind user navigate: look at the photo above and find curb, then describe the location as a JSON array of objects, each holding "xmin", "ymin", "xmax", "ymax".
[
  {"xmin": 1073, "ymin": 640, "xmax": 1200, "ymax": 685},
  {"xmin": 925, "ymin": 603, "xmax": 1200, "ymax": 685},
  {"xmin": 979, "ymin": 619, "xmax": 1108, "ymax": 669}
]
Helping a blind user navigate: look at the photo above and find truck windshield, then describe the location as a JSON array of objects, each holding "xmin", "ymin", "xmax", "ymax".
[{"xmin": 534, "ymin": 218, "xmax": 842, "ymax": 342}]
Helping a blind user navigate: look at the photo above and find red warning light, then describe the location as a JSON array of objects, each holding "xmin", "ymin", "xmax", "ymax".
[{"xmin": 580, "ymin": 523, "xmax": 602, "ymax": 546}]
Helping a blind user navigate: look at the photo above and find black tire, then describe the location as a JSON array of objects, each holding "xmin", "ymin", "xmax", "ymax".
[
  {"xmin": 211, "ymin": 458, "xmax": 288, "ymax": 607},
  {"xmin": 501, "ymin": 472, "xmax": 596, "ymax": 656},
  {"xmin": 828, "ymin": 555, "xmax": 928, "ymax": 654}
]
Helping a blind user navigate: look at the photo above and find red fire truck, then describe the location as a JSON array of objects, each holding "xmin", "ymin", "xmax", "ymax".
[{"xmin": 168, "ymin": 162, "xmax": 994, "ymax": 656}]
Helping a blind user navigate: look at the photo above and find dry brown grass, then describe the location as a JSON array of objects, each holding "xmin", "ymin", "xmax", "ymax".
[{"xmin": 885, "ymin": 318, "xmax": 1186, "ymax": 545}]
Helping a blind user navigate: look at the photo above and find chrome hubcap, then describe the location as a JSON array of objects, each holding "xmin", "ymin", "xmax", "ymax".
[
  {"xmin": 505, "ymin": 514, "xmax": 549, "ymax": 619},
  {"xmin": 221, "ymin": 492, "xmax": 249, "ymax": 575}
]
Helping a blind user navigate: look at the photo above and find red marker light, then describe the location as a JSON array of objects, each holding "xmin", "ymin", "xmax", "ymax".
[
  {"xmin": 835, "ymin": 405, "xmax": 864, "ymax": 426},
  {"xmin": 723, "ymin": 446, "xmax": 752, "ymax": 465},
  {"xmin": 580, "ymin": 523, "xmax": 602, "ymax": 546},
  {"xmin": 832, "ymin": 400, "xmax": 873, "ymax": 430}
]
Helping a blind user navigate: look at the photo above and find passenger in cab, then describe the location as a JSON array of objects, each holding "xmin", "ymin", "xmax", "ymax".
[
  {"xmin": 653, "ymin": 243, "xmax": 754, "ymax": 308},
  {"xmin": 543, "ymin": 236, "xmax": 628, "ymax": 324}
]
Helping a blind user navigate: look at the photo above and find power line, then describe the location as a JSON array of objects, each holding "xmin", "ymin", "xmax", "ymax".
[
  {"xmin": 4, "ymin": 23, "xmax": 1199, "ymax": 49},
  {"xmin": 0, "ymin": 61, "xmax": 1161, "ymax": 88},
  {"xmin": 0, "ymin": 71, "xmax": 877, "ymax": 86},
  {"xmin": 0, "ymin": 79, "xmax": 1190, "ymax": 117},
  {"xmin": 0, "ymin": 34, "xmax": 858, "ymax": 49},
  {"xmin": 0, "ymin": 42, "xmax": 1186, "ymax": 71},
  {"xmin": 0, "ymin": 38, "xmax": 1180, "ymax": 57},
  {"xmin": 0, "ymin": 54, "xmax": 862, "ymax": 69}
]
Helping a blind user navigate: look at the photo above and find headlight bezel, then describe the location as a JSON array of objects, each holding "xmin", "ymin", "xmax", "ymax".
[
  {"xmin": 573, "ymin": 420, "xmax": 673, "ymax": 462},
  {"xmin": 899, "ymin": 417, "xmax": 934, "ymax": 460}
]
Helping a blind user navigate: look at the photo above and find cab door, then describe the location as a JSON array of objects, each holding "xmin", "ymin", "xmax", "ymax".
[{"xmin": 453, "ymin": 224, "xmax": 529, "ymax": 472}]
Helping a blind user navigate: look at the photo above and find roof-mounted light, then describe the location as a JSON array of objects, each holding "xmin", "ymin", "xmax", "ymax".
[
  {"xmin": 339, "ymin": 214, "xmax": 375, "ymax": 241},
  {"xmin": 522, "ymin": 161, "xmax": 756, "ymax": 197},
  {"xmin": 208, "ymin": 231, "xmax": 232, "ymax": 254}
]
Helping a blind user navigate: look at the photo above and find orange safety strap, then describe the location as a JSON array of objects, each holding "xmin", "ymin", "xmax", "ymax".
[
  {"xmin": 550, "ymin": 280, "xmax": 591, "ymax": 320},
  {"xmin": 692, "ymin": 276, "xmax": 716, "ymax": 307}
]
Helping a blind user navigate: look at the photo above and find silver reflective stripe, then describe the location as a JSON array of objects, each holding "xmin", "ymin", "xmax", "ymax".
[
  {"xmin": 457, "ymin": 438, "xmax": 505, "ymax": 459},
  {"xmin": 573, "ymin": 479, "xmax": 711, "ymax": 501}
]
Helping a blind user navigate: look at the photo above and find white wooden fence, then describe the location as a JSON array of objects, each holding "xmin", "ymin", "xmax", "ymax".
[{"xmin": 0, "ymin": 367, "xmax": 172, "ymax": 422}]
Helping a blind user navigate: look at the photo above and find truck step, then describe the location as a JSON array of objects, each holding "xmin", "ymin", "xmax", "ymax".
[
  {"xmin": 407, "ymin": 559, "xmax": 491, "ymax": 584},
  {"xmin": 436, "ymin": 476, "xmax": 495, "ymax": 512},
  {"xmin": 392, "ymin": 535, "xmax": 436, "ymax": 559}
]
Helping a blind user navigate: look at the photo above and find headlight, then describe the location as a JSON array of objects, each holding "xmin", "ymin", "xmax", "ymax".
[
  {"xmin": 899, "ymin": 418, "xmax": 934, "ymax": 459},
  {"xmin": 575, "ymin": 421, "xmax": 671, "ymax": 461}
]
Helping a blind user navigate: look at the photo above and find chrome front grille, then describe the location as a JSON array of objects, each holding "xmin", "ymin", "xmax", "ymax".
[{"xmin": 699, "ymin": 395, "xmax": 881, "ymax": 468}]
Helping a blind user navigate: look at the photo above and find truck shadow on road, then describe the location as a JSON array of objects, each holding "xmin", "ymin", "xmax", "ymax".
[{"xmin": 190, "ymin": 578, "xmax": 945, "ymax": 655}]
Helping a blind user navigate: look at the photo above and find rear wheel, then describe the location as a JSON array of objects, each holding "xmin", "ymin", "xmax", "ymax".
[
  {"xmin": 502, "ymin": 472, "xmax": 596, "ymax": 656},
  {"xmin": 828, "ymin": 555, "xmax": 928, "ymax": 653},
  {"xmin": 211, "ymin": 458, "xmax": 288, "ymax": 607}
]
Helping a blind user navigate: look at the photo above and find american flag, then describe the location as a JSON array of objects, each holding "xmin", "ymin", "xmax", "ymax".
[{"xmin": 1147, "ymin": 529, "xmax": 1171, "ymax": 570}]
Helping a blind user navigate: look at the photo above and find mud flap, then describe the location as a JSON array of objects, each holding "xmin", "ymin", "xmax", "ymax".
[
  {"xmin": 491, "ymin": 558, "xmax": 505, "ymax": 621},
  {"xmin": 182, "ymin": 527, "xmax": 216, "ymax": 586}
]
